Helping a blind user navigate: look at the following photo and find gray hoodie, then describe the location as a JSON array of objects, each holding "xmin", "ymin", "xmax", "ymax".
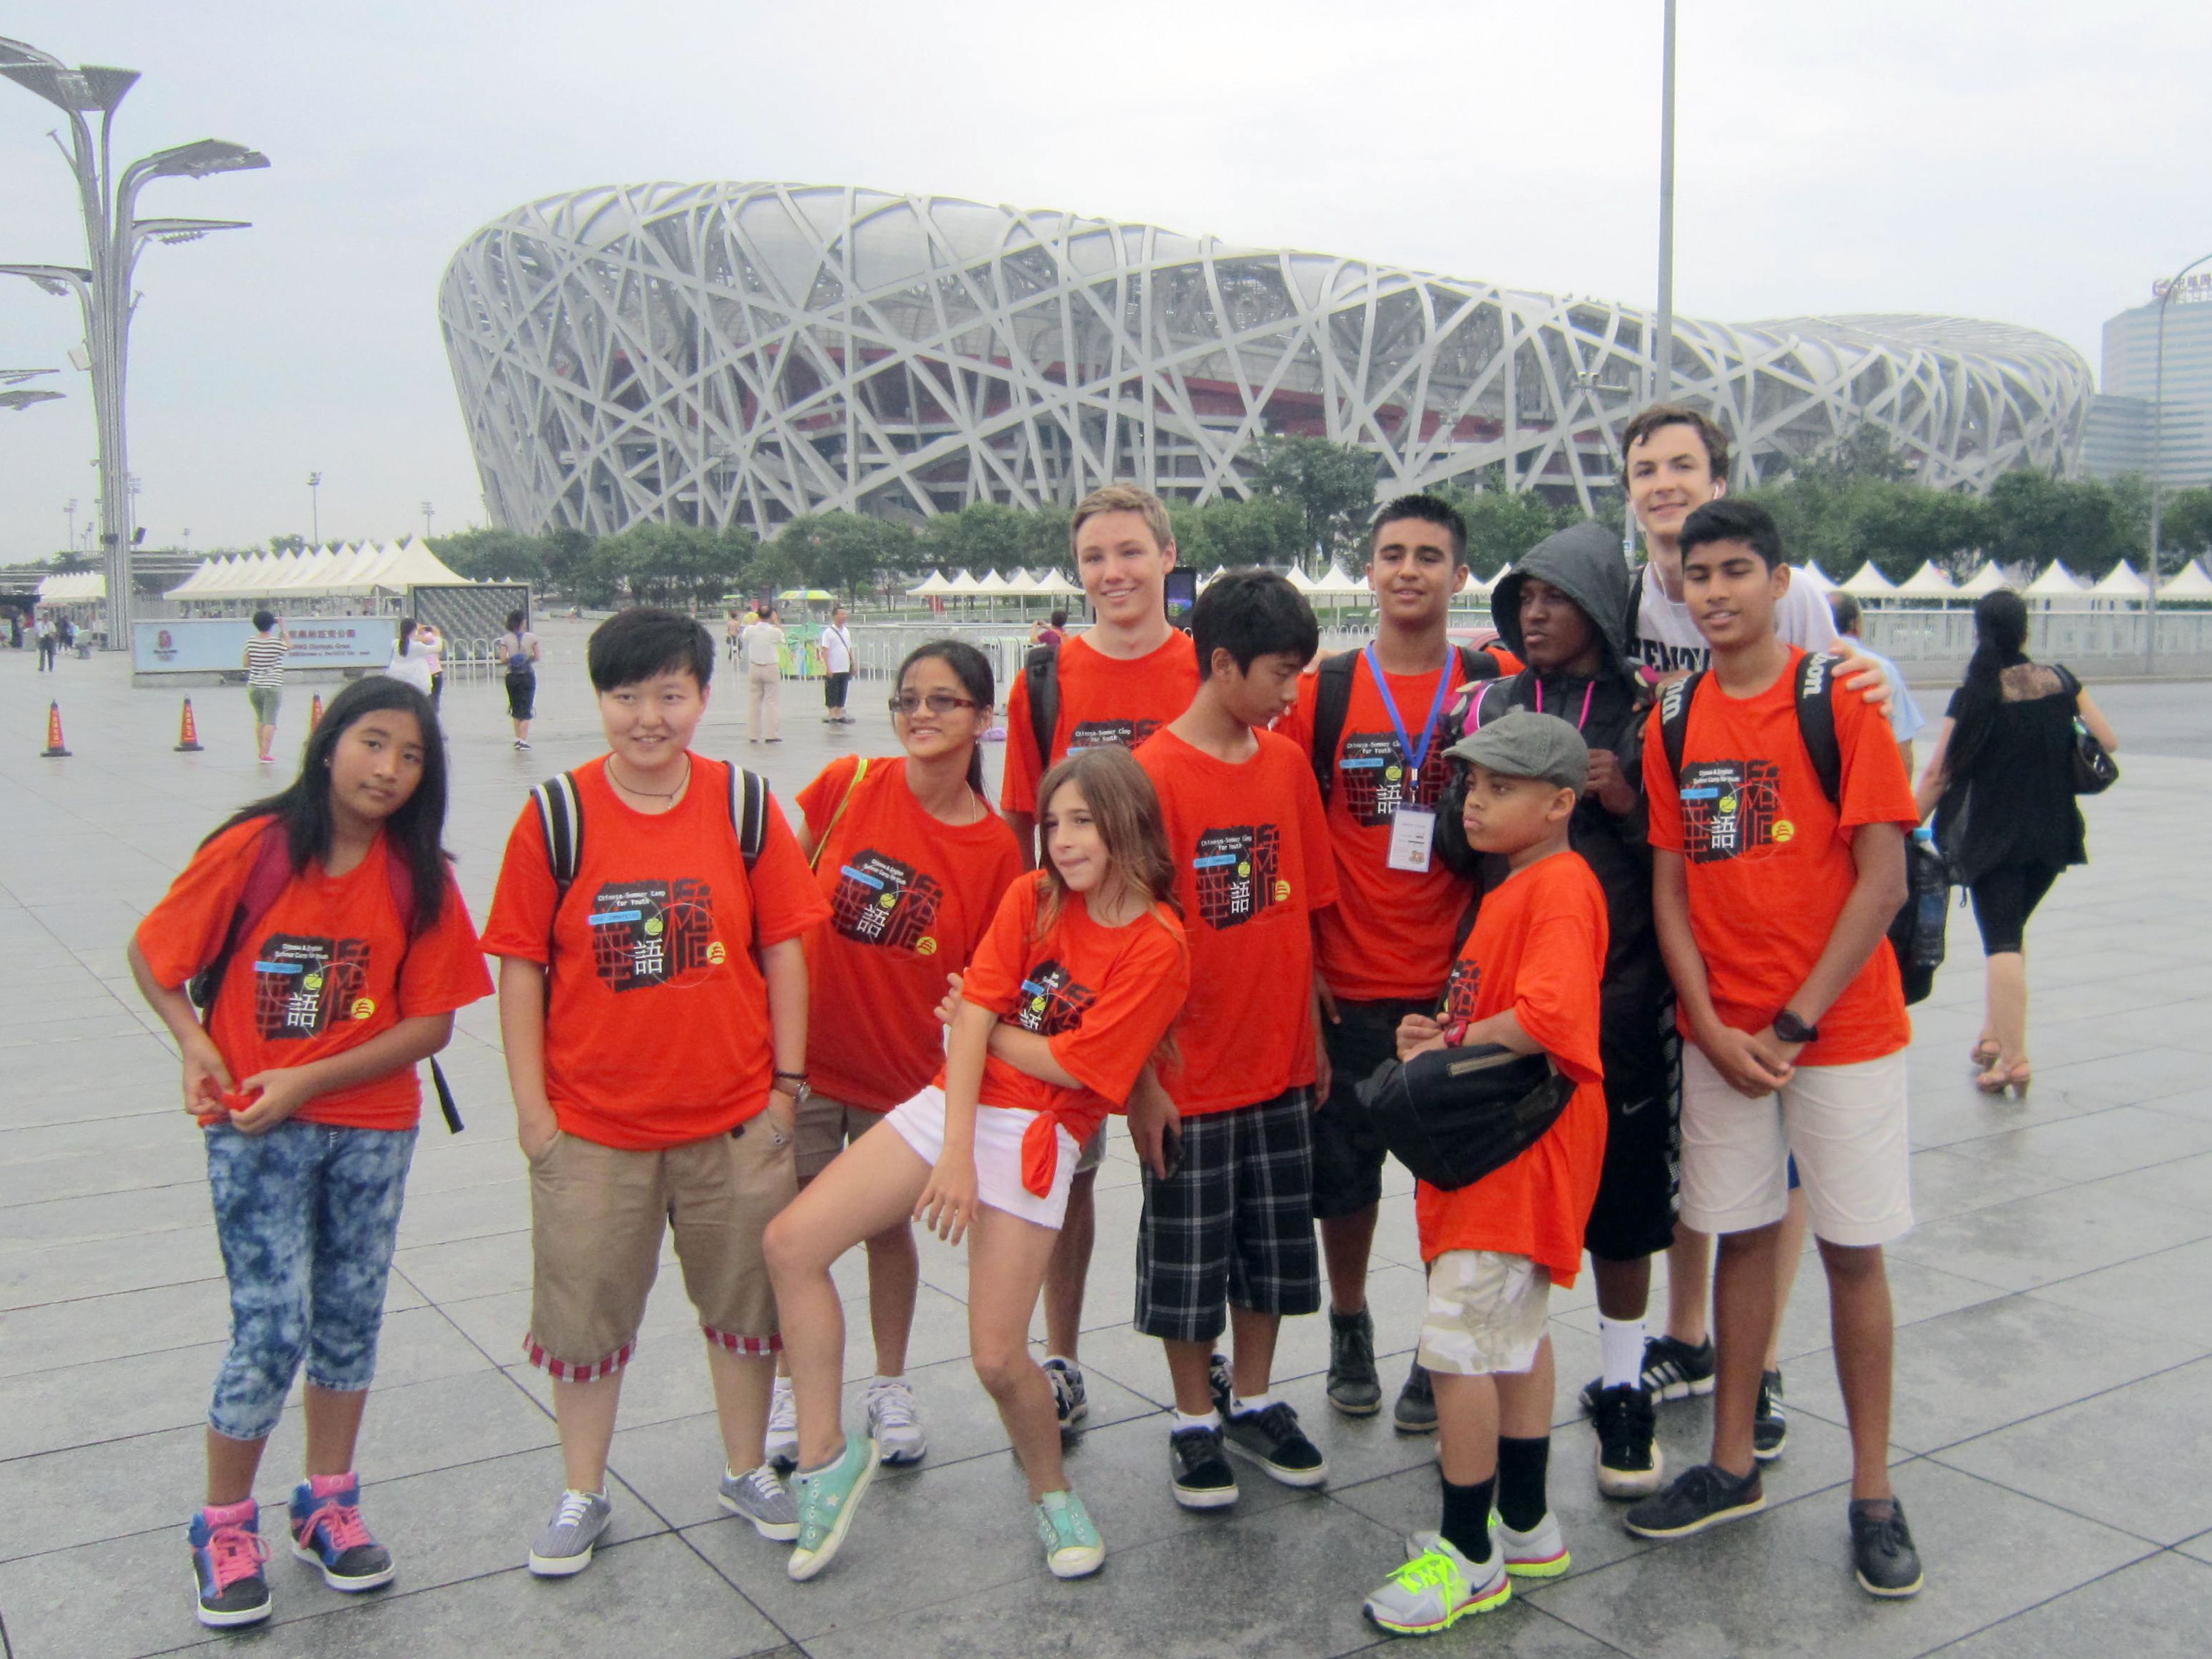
[{"xmin": 1487, "ymin": 520, "xmax": 1638, "ymax": 688}]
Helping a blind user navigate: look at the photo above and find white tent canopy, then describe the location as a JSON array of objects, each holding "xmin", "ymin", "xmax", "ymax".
[
  {"xmin": 165, "ymin": 539, "xmax": 467, "ymax": 601},
  {"xmin": 1840, "ymin": 561, "xmax": 1897, "ymax": 598},
  {"xmin": 1031, "ymin": 568, "xmax": 1083, "ymax": 597},
  {"xmin": 943, "ymin": 568, "xmax": 982, "ymax": 594},
  {"xmin": 2091, "ymin": 561, "xmax": 2149, "ymax": 600},
  {"xmin": 2024, "ymin": 561, "xmax": 2089, "ymax": 601},
  {"xmin": 1954, "ymin": 563, "xmax": 2010, "ymax": 596},
  {"xmin": 1283, "ymin": 566, "xmax": 1320, "ymax": 593},
  {"xmin": 1892, "ymin": 561, "xmax": 1959, "ymax": 600},
  {"xmin": 904, "ymin": 568, "xmax": 955, "ymax": 596},
  {"xmin": 2158, "ymin": 560, "xmax": 2212, "ymax": 602},
  {"xmin": 1310, "ymin": 562, "xmax": 1365, "ymax": 596},
  {"xmin": 975, "ymin": 568, "xmax": 1013, "ymax": 593},
  {"xmin": 36, "ymin": 572, "xmax": 106, "ymax": 603},
  {"xmin": 1004, "ymin": 568, "xmax": 1043, "ymax": 594},
  {"xmin": 1792, "ymin": 563, "xmax": 1836, "ymax": 592}
]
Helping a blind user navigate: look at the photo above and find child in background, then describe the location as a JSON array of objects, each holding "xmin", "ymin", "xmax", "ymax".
[
  {"xmin": 765, "ymin": 641, "xmax": 1024, "ymax": 1469},
  {"xmin": 1129, "ymin": 570, "xmax": 1339, "ymax": 1508},
  {"xmin": 1362, "ymin": 711, "xmax": 1609, "ymax": 1637},
  {"xmin": 128, "ymin": 678, "xmax": 493, "ymax": 1630},
  {"xmin": 479, "ymin": 608, "xmax": 829, "ymax": 1579},
  {"xmin": 766, "ymin": 745, "xmax": 1188, "ymax": 1583}
]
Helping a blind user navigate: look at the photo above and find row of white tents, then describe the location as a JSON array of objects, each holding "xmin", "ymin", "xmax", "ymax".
[
  {"xmin": 906, "ymin": 556, "xmax": 2212, "ymax": 608},
  {"xmin": 165, "ymin": 538, "xmax": 468, "ymax": 602}
]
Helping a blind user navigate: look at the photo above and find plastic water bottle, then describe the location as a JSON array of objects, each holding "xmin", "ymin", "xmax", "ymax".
[{"xmin": 1910, "ymin": 826, "xmax": 1945, "ymax": 956}]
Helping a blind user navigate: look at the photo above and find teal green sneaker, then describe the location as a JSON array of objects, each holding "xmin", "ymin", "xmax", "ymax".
[
  {"xmin": 786, "ymin": 1434, "xmax": 879, "ymax": 1582},
  {"xmin": 1362, "ymin": 1531, "xmax": 1510, "ymax": 1635},
  {"xmin": 1034, "ymin": 1489, "xmax": 1104, "ymax": 1579}
]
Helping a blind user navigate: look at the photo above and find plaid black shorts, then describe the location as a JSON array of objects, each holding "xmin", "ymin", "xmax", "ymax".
[{"xmin": 1134, "ymin": 1088, "xmax": 1320, "ymax": 1343}]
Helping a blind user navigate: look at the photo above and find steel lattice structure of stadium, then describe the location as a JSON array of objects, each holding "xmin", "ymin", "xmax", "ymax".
[{"xmin": 439, "ymin": 181, "xmax": 2094, "ymax": 537}]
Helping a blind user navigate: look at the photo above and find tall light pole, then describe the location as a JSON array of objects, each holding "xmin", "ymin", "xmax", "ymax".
[
  {"xmin": 1653, "ymin": 0, "xmax": 1678, "ymax": 408},
  {"xmin": 0, "ymin": 35, "xmax": 266, "ymax": 648},
  {"xmin": 308, "ymin": 470, "xmax": 322, "ymax": 545},
  {"xmin": 422, "ymin": 500, "xmax": 435, "ymax": 541},
  {"xmin": 2149, "ymin": 253, "xmax": 2212, "ymax": 675}
]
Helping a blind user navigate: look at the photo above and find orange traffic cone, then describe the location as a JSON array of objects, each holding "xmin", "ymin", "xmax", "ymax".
[
  {"xmin": 174, "ymin": 698, "xmax": 204, "ymax": 752},
  {"xmin": 41, "ymin": 700, "xmax": 70, "ymax": 757},
  {"xmin": 309, "ymin": 692, "xmax": 325, "ymax": 729}
]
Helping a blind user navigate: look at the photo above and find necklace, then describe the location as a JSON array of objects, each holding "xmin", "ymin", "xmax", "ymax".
[{"xmin": 608, "ymin": 755, "xmax": 690, "ymax": 800}]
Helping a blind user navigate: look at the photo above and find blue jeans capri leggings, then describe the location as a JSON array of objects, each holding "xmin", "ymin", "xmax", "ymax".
[{"xmin": 203, "ymin": 1120, "xmax": 417, "ymax": 1442}]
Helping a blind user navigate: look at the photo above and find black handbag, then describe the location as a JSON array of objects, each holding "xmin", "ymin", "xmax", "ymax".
[
  {"xmin": 2056, "ymin": 666, "xmax": 2117, "ymax": 795},
  {"xmin": 1355, "ymin": 1043, "xmax": 1576, "ymax": 1191}
]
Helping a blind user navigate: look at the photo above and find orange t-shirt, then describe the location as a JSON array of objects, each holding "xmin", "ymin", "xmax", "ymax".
[
  {"xmin": 1000, "ymin": 630, "xmax": 1201, "ymax": 816},
  {"xmin": 1278, "ymin": 653, "xmax": 1477, "ymax": 1002},
  {"xmin": 797, "ymin": 755, "xmax": 1024, "ymax": 1111},
  {"xmin": 479, "ymin": 755, "xmax": 831, "ymax": 1149},
  {"xmin": 943, "ymin": 871, "xmax": 1189, "ymax": 1150},
  {"xmin": 1136, "ymin": 728, "xmax": 1338, "ymax": 1114},
  {"xmin": 133, "ymin": 817, "xmax": 494, "ymax": 1131},
  {"xmin": 1415, "ymin": 849, "xmax": 1609, "ymax": 1284},
  {"xmin": 1641, "ymin": 648, "xmax": 1918, "ymax": 1066}
]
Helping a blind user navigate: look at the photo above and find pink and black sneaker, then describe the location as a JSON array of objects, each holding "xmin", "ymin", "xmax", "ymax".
[
  {"xmin": 288, "ymin": 1472, "xmax": 395, "ymax": 1592},
  {"xmin": 188, "ymin": 1499, "xmax": 272, "ymax": 1628}
]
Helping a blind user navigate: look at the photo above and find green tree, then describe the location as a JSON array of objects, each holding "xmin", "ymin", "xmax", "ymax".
[
  {"xmin": 1433, "ymin": 481, "xmax": 1565, "ymax": 578},
  {"xmin": 923, "ymin": 500, "xmax": 1031, "ymax": 575},
  {"xmin": 1198, "ymin": 495, "xmax": 1307, "ymax": 569},
  {"xmin": 1245, "ymin": 435, "xmax": 1381, "ymax": 565},
  {"xmin": 430, "ymin": 527, "xmax": 551, "ymax": 586},
  {"xmin": 268, "ymin": 533, "xmax": 307, "ymax": 555},
  {"xmin": 1984, "ymin": 470, "xmax": 2144, "ymax": 580},
  {"xmin": 597, "ymin": 522, "xmax": 736, "ymax": 610},
  {"xmin": 2160, "ymin": 484, "xmax": 2212, "ymax": 560},
  {"xmin": 779, "ymin": 512, "xmax": 911, "ymax": 599}
]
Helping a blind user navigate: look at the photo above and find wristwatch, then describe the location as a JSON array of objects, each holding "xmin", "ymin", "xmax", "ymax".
[
  {"xmin": 1771, "ymin": 1010, "xmax": 1820, "ymax": 1046},
  {"xmin": 772, "ymin": 1070, "xmax": 812, "ymax": 1106}
]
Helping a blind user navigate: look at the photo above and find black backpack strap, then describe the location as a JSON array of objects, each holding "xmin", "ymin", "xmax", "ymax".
[
  {"xmin": 1792, "ymin": 652, "xmax": 1843, "ymax": 809},
  {"xmin": 1657, "ymin": 669, "xmax": 1705, "ymax": 780},
  {"xmin": 1310, "ymin": 649, "xmax": 1360, "ymax": 803},
  {"xmin": 1454, "ymin": 643, "xmax": 1502, "ymax": 685},
  {"xmin": 1025, "ymin": 648, "xmax": 1060, "ymax": 778},
  {"xmin": 532, "ymin": 771, "xmax": 583, "ymax": 894},
  {"xmin": 728, "ymin": 764, "xmax": 770, "ymax": 871}
]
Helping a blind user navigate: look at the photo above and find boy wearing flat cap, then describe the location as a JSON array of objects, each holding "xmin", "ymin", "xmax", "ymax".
[{"xmin": 1361, "ymin": 710, "xmax": 1609, "ymax": 1638}]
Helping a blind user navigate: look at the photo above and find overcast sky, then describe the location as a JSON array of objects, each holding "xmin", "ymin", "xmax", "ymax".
[{"xmin": 4, "ymin": 0, "xmax": 2209, "ymax": 559}]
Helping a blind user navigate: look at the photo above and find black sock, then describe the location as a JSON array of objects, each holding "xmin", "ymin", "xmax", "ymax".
[
  {"xmin": 1496, "ymin": 1435, "xmax": 1551, "ymax": 1533},
  {"xmin": 1438, "ymin": 1473, "xmax": 1496, "ymax": 1563}
]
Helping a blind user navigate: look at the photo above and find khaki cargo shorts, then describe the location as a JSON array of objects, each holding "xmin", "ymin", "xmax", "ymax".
[
  {"xmin": 523, "ymin": 1119, "xmax": 795, "ymax": 1378},
  {"xmin": 1416, "ymin": 1249, "xmax": 1552, "ymax": 1377}
]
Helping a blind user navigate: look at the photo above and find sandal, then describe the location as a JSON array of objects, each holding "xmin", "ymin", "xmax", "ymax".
[
  {"xmin": 1976, "ymin": 1062, "xmax": 2032, "ymax": 1097},
  {"xmin": 1970, "ymin": 1040, "xmax": 2000, "ymax": 1069}
]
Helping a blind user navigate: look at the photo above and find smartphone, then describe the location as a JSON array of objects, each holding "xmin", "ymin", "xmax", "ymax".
[
  {"xmin": 1158, "ymin": 1121, "xmax": 1183, "ymax": 1181},
  {"xmin": 1163, "ymin": 568, "xmax": 1197, "ymax": 633}
]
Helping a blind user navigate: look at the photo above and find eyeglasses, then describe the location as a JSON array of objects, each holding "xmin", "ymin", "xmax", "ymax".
[{"xmin": 888, "ymin": 692, "xmax": 981, "ymax": 717}]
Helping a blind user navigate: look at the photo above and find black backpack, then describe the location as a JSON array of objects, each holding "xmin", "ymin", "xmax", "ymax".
[
  {"xmin": 1023, "ymin": 643, "xmax": 1063, "ymax": 768},
  {"xmin": 1309, "ymin": 644, "xmax": 1499, "ymax": 804},
  {"xmin": 531, "ymin": 762, "xmax": 773, "ymax": 939},
  {"xmin": 1657, "ymin": 653, "xmax": 1944, "ymax": 1005}
]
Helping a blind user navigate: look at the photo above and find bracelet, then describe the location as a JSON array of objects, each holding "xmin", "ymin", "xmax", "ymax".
[{"xmin": 773, "ymin": 1070, "xmax": 807, "ymax": 1085}]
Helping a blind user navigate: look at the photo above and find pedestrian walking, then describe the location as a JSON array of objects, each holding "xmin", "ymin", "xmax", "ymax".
[
  {"xmin": 497, "ymin": 609, "xmax": 542, "ymax": 750},
  {"xmin": 243, "ymin": 610, "xmax": 289, "ymax": 764},
  {"xmin": 36, "ymin": 612, "xmax": 58, "ymax": 671},
  {"xmin": 744, "ymin": 604, "xmax": 785, "ymax": 743},
  {"xmin": 820, "ymin": 605, "xmax": 856, "ymax": 724}
]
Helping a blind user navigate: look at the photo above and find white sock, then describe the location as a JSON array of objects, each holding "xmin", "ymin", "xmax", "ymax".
[
  {"xmin": 772, "ymin": 1374, "xmax": 792, "ymax": 1397},
  {"xmin": 1174, "ymin": 1408, "xmax": 1222, "ymax": 1432},
  {"xmin": 1231, "ymin": 1392, "xmax": 1277, "ymax": 1416},
  {"xmin": 1599, "ymin": 1315, "xmax": 1648, "ymax": 1391}
]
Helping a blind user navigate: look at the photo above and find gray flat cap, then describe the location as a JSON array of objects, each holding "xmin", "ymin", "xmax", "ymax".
[{"xmin": 1442, "ymin": 708, "xmax": 1589, "ymax": 792}]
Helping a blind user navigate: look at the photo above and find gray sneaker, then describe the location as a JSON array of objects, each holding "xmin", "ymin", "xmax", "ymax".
[
  {"xmin": 527, "ymin": 1489, "xmax": 613, "ymax": 1577},
  {"xmin": 718, "ymin": 1464, "xmax": 800, "ymax": 1541}
]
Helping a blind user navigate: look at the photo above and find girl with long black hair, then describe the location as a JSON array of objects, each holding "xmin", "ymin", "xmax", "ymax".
[
  {"xmin": 128, "ymin": 677, "xmax": 493, "ymax": 1630},
  {"xmin": 1915, "ymin": 590, "xmax": 2119, "ymax": 1094}
]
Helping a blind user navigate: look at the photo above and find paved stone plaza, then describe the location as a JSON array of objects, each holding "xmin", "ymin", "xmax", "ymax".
[{"xmin": 4, "ymin": 627, "xmax": 2211, "ymax": 1658}]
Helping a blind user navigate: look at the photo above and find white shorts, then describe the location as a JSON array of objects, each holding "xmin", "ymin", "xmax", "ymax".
[
  {"xmin": 883, "ymin": 1086, "xmax": 1081, "ymax": 1231},
  {"xmin": 1417, "ymin": 1250, "xmax": 1552, "ymax": 1376},
  {"xmin": 1679, "ymin": 1046, "xmax": 1912, "ymax": 1247}
]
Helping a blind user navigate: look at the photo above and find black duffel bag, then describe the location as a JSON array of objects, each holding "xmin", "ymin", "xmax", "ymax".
[{"xmin": 1355, "ymin": 1043, "xmax": 1576, "ymax": 1192}]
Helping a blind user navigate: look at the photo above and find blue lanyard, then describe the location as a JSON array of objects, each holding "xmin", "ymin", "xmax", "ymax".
[{"xmin": 1362, "ymin": 646, "xmax": 1453, "ymax": 777}]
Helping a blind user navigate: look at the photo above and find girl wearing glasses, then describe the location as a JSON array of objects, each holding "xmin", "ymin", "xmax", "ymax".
[{"xmin": 765, "ymin": 643, "xmax": 1025, "ymax": 1475}]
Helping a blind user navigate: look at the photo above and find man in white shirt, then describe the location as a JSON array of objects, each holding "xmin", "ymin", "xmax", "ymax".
[
  {"xmin": 820, "ymin": 606, "xmax": 855, "ymax": 725},
  {"xmin": 743, "ymin": 604, "xmax": 785, "ymax": 742}
]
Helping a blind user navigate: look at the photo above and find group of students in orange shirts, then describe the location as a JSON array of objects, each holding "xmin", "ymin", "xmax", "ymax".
[{"xmin": 136, "ymin": 407, "xmax": 1927, "ymax": 1638}]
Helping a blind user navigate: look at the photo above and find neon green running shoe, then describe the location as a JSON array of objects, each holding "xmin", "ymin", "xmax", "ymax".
[
  {"xmin": 785, "ymin": 1434, "xmax": 878, "ymax": 1582},
  {"xmin": 1362, "ymin": 1532, "xmax": 1510, "ymax": 1636},
  {"xmin": 1034, "ymin": 1489, "xmax": 1104, "ymax": 1579}
]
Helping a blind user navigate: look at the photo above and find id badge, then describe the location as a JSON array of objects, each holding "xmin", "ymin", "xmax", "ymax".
[{"xmin": 1387, "ymin": 807, "xmax": 1436, "ymax": 873}]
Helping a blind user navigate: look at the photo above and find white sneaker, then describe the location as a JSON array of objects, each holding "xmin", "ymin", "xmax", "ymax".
[
  {"xmin": 865, "ymin": 1376, "xmax": 927, "ymax": 1466},
  {"xmin": 1495, "ymin": 1511, "xmax": 1571, "ymax": 1578},
  {"xmin": 766, "ymin": 1377, "xmax": 799, "ymax": 1471}
]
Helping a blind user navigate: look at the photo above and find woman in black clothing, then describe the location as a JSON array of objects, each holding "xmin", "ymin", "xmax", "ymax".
[{"xmin": 1914, "ymin": 591, "xmax": 2119, "ymax": 1096}]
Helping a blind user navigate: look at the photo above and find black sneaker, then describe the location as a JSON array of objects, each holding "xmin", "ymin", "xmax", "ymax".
[
  {"xmin": 1044, "ymin": 1357, "xmax": 1088, "ymax": 1435},
  {"xmin": 1641, "ymin": 1334, "xmax": 1716, "ymax": 1400},
  {"xmin": 1850, "ymin": 1499, "xmax": 1923, "ymax": 1598},
  {"xmin": 1622, "ymin": 1463, "xmax": 1765, "ymax": 1539},
  {"xmin": 1327, "ymin": 1308, "xmax": 1383, "ymax": 1416},
  {"xmin": 1590, "ymin": 1384, "xmax": 1663, "ymax": 1499},
  {"xmin": 1393, "ymin": 1359, "xmax": 1437, "ymax": 1434},
  {"xmin": 1225, "ymin": 1400, "xmax": 1329, "ymax": 1488},
  {"xmin": 1754, "ymin": 1369, "xmax": 1788, "ymax": 1461},
  {"xmin": 1169, "ymin": 1425, "xmax": 1239, "ymax": 1509}
]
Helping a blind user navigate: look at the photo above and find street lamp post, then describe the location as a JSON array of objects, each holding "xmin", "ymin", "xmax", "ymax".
[
  {"xmin": 1653, "ymin": 0, "xmax": 1678, "ymax": 408},
  {"xmin": 0, "ymin": 36, "xmax": 265, "ymax": 648},
  {"xmin": 2149, "ymin": 252, "xmax": 2212, "ymax": 675},
  {"xmin": 309, "ymin": 471, "xmax": 322, "ymax": 545}
]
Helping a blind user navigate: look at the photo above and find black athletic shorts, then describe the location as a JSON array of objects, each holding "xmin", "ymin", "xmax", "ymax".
[
  {"xmin": 505, "ymin": 670, "xmax": 536, "ymax": 721},
  {"xmin": 1310, "ymin": 996, "xmax": 1432, "ymax": 1220},
  {"xmin": 1581, "ymin": 1008, "xmax": 1682, "ymax": 1263},
  {"xmin": 1135, "ymin": 1088, "xmax": 1320, "ymax": 1343}
]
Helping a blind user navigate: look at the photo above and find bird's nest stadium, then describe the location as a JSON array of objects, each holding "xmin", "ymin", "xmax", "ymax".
[{"xmin": 439, "ymin": 181, "xmax": 2092, "ymax": 538}]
